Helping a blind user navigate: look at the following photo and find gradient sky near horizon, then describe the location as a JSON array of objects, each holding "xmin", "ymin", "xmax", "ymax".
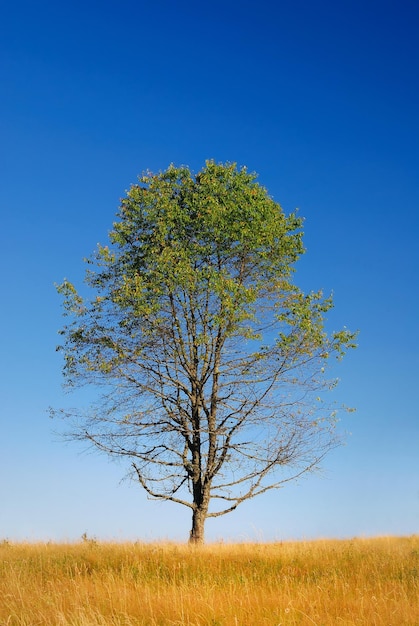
[{"xmin": 1, "ymin": 0, "xmax": 418, "ymax": 542}]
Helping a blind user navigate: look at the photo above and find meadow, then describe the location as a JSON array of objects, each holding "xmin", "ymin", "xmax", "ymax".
[{"xmin": 0, "ymin": 536, "xmax": 418, "ymax": 625}]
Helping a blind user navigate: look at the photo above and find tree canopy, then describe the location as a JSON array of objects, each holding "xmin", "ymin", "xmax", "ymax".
[{"xmin": 56, "ymin": 161, "xmax": 357, "ymax": 543}]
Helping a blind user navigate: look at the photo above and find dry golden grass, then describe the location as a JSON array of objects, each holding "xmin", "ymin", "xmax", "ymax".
[{"xmin": 0, "ymin": 536, "xmax": 418, "ymax": 625}]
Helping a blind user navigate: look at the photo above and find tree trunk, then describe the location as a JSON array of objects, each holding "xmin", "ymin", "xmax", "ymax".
[{"xmin": 189, "ymin": 506, "xmax": 207, "ymax": 544}]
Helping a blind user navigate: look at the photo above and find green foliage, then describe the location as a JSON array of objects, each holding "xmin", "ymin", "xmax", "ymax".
[{"xmin": 56, "ymin": 161, "xmax": 357, "ymax": 541}]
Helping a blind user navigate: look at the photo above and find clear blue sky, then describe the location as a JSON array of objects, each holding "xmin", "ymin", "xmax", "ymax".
[{"xmin": 1, "ymin": 0, "xmax": 418, "ymax": 542}]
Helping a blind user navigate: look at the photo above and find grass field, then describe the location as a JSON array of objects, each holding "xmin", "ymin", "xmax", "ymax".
[{"xmin": 0, "ymin": 536, "xmax": 418, "ymax": 625}]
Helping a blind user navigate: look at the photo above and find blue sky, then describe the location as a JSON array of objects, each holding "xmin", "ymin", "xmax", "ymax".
[{"xmin": 1, "ymin": 0, "xmax": 418, "ymax": 542}]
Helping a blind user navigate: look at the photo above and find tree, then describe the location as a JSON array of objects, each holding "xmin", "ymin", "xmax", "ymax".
[{"xmin": 55, "ymin": 161, "xmax": 356, "ymax": 543}]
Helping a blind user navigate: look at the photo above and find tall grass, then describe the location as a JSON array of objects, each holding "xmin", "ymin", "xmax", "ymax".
[{"xmin": 1, "ymin": 536, "xmax": 418, "ymax": 625}]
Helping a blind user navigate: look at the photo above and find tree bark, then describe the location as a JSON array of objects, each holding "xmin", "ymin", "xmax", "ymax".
[{"xmin": 189, "ymin": 506, "xmax": 207, "ymax": 544}]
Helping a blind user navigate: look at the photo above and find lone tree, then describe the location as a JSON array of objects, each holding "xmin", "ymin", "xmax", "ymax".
[{"xmin": 56, "ymin": 161, "xmax": 356, "ymax": 543}]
